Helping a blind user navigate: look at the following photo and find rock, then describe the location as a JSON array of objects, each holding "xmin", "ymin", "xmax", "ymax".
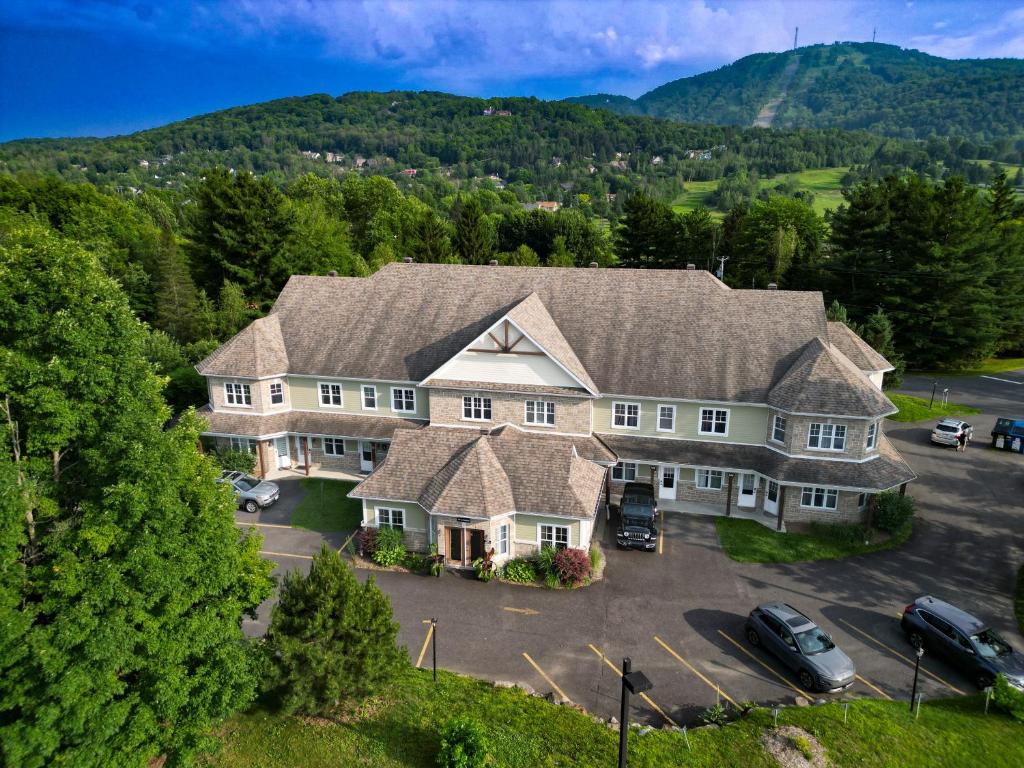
[
  {"xmin": 794, "ymin": 695, "xmax": 810, "ymax": 707},
  {"xmin": 638, "ymin": 726, "xmax": 653, "ymax": 736},
  {"xmin": 515, "ymin": 682, "xmax": 536, "ymax": 696},
  {"xmin": 493, "ymin": 680, "xmax": 516, "ymax": 689},
  {"xmin": 608, "ymin": 716, "xmax": 619, "ymax": 726}
]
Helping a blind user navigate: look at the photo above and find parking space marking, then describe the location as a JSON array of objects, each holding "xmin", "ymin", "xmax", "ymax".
[
  {"xmin": 236, "ymin": 521, "xmax": 294, "ymax": 529},
  {"xmin": 658, "ymin": 509, "xmax": 664, "ymax": 555},
  {"xmin": 260, "ymin": 549, "xmax": 314, "ymax": 560},
  {"xmin": 587, "ymin": 644, "xmax": 678, "ymax": 727},
  {"xmin": 855, "ymin": 673, "xmax": 893, "ymax": 700},
  {"xmin": 837, "ymin": 619, "xmax": 966, "ymax": 695},
  {"xmin": 338, "ymin": 529, "xmax": 358, "ymax": 553},
  {"xmin": 415, "ymin": 621, "xmax": 434, "ymax": 668},
  {"xmin": 504, "ymin": 607, "xmax": 540, "ymax": 616},
  {"xmin": 981, "ymin": 375, "xmax": 1021, "ymax": 385},
  {"xmin": 716, "ymin": 630, "xmax": 812, "ymax": 699},
  {"xmin": 654, "ymin": 635, "xmax": 737, "ymax": 706},
  {"xmin": 522, "ymin": 652, "xmax": 572, "ymax": 703}
]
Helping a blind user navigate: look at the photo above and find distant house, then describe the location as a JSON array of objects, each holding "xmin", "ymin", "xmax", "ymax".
[
  {"xmin": 651, "ymin": 156, "xmax": 663, "ymax": 166},
  {"xmin": 138, "ymin": 160, "xmax": 150, "ymax": 169},
  {"xmin": 300, "ymin": 150, "xmax": 321, "ymax": 160},
  {"xmin": 486, "ymin": 174, "xmax": 506, "ymax": 189},
  {"xmin": 482, "ymin": 106, "xmax": 495, "ymax": 116},
  {"xmin": 551, "ymin": 156, "xmax": 563, "ymax": 167},
  {"xmin": 609, "ymin": 160, "xmax": 627, "ymax": 171},
  {"xmin": 325, "ymin": 152, "xmax": 343, "ymax": 163},
  {"xmin": 354, "ymin": 156, "xmax": 367, "ymax": 168},
  {"xmin": 495, "ymin": 110, "xmax": 512, "ymax": 117},
  {"xmin": 587, "ymin": 165, "xmax": 597, "ymax": 174},
  {"xmin": 606, "ymin": 193, "xmax": 617, "ymax": 203},
  {"xmin": 400, "ymin": 168, "xmax": 418, "ymax": 177},
  {"xmin": 522, "ymin": 201, "xmax": 560, "ymax": 212}
]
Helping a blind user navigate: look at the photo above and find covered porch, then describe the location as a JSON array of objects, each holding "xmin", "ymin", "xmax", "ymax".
[{"xmin": 658, "ymin": 498, "xmax": 784, "ymax": 531}]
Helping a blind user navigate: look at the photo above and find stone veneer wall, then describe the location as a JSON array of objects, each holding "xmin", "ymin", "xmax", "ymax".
[
  {"xmin": 208, "ymin": 376, "xmax": 291, "ymax": 414},
  {"xmin": 780, "ymin": 488, "xmax": 866, "ymax": 524},
  {"xmin": 783, "ymin": 414, "xmax": 878, "ymax": 462},
  {"xmin": 427, "ymin": 388, "xmax": 592, "ymax": 434}
]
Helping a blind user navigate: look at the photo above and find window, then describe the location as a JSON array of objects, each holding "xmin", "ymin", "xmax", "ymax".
[
  {"xmin": 391, "ymin": 387, "xmax": 416, "ymax": 413},
  {"xmin": 540, "ymin": 524, "xmax": 569, "ymax": 550},
  {"xmin": 808, "ymin": 423, "xmax": 846, "ymax": 451},
  {"xmin": 858, "ymin": 492, "xmax": 870, "ymax": 510},
  {"xmin": 224, "ymin": 382, "xmax": 251, "ymax": 406},
  {"xmin": 269, "ymin": 381, "xmax": 284, "ymax": 405},
  {"xmin": 228, "ymin": 437, "xmax": 256, "ymax": 453},
  {"xmin": 699, "ymin": 408, "xmax": 729, "ymax": 435},
  {"xmin": 657, "ymin": 404, "xmax": 676, "ymax": 432},
  {"xmin": 318, "ymin": 382, "xmax": 343, "ymax": 407},
  {"xmin": 800, "ymin": 486, "xmax": 839, "ymax": 510},
  {"xmin": 866, "ymin": 421, "xmax": 879, "ymax": 450},
  {"xmin": 612, "ymin": 401, "xmax": 640, "ymax": 428},
  {"xmin": 323, "ymin": 437, "xmax": 345, "ymax": 456},
  {"xmin": 496, "ymin": 524, "xmax": 509, "ymax": 556},
  {"xmin": 463, "ymin": 395, "xmax": 492, "ymax": 421},
  {"xmin": 377, "ymin": 507, "xmax": 404, "ymax": 531},
  {"xmin": 525, "ymin": 400, "xmax": 555, "ymax": 425},
  {"xmin": 696, "ymin": 469, "xmax": 724, "ymax": 490},
  {"xmin": 611, "ymin": 461, "xmax": 636, "ymax": 482},
  {"xmin": 772, "ymin": 415, "xmax": 787, "ymax": 443},
  {"xmin": 362, "ymin": 385, "xmax": 377, "ymax": 410}
]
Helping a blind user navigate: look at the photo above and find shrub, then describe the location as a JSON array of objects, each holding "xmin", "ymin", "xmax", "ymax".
[
  {"xmin": 809, "ymin": 522, "xmax": 868, "ymax": 546},
  {"xmin": 215, "ymin": 447, "xmax": 257, "ymax": 474},
  {"xmin": 357, "ymin": 527, "xmax": 378, "ymax": 557},
  {"xmin": 544, "ymin": 571, "xmax": 560, "ymax": 589},
  {"xmin": 589, "ymin": 546, "xmax": 601, "ymax": 572},
  {"xmin": 502, "ymin": 558, "xmax": 536, "ymax": 584},
  {"xmin": 535, "ymin": 545, "xmax": 557, "ymax": 577},
  {"xmin": 873, "ymin": 490, "xmax": 915, "ymax": 533},
  {"xmin": 373, "ymin": 527, "xmax": 406, "ymax": 567},
  {"xmin": 699, "ymin": 702, "xmax": 730, "ymax": 726},
  {"xmin": 790, "ymin": 734, "xmax": 813, "ymax": 761},
  {"xmin": 993, "ymin": 674, "xmax": 1024, "ymax": 722},
  {"xmin": 473, "ymin": 549, "xmax": 496, "ymax": 582},
  {"xmin": 553, "ymin": 547, "xmax": 592, "ymax": 587},
  {"xmin": 404, "ymin": 552, "xmax": 427, "ymax": 572},
  {"xmin": 437, "ymin": 715, "xmax": 490, "ymax": 768}
]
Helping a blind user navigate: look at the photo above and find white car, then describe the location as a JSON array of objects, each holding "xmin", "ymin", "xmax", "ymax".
[{"xmin": 930, "ymin": 418, "xmax": 973, "ymax": 447}]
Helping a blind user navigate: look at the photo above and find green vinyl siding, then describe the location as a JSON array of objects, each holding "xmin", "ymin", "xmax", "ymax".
[
  {"xmin": 514, "ymin": 515, "xmax": 580, "ymax": 547},
  {"xmin": 288, "ymin": 377, "xmax": 429, "ymax": 420},
  {"xmin": 594, "ymin": 398, "xmax": 768, "ymax": 444},
  {"xmin": 363, "ymin": 499, "xmax": 428, "ymax": 531}
]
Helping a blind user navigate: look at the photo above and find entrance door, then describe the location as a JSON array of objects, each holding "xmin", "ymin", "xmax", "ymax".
[
  {"xmin": 274, "ymin": 437, "xmax": 290, "ymax": 469},
  {"xmin": 296, "ymin": 436, "xmax": 309, "ymax": 467},
  {"xmin": 359, "ymin": 441, "xmax": 373, "ymax": 472},
  {"xmin": 448, "ymin": 527, "xmax": 463, "ymax": 565},
  {"xmin": 738, "ymin": 473, "xmax": 758, "ymax": 507},
  {"xmin": 659, "ymin": 466, "xmax": 676, "ymax": 500},
  {"xmin": 764, "ymin": 480, "xmax": 780, "ymax": 516},
  {"xmin": 469, "ymin": 530, "xmax": 485, "ymax": 562}
]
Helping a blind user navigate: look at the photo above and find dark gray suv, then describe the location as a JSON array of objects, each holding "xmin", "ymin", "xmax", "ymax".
[{"xmin": 745, "ymin": 602, "xmax": 856, "ymax": 693}]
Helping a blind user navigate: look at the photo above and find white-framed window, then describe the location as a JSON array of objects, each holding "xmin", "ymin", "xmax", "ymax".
[
  {"xmin": 772, "ymin": 414, "xmax": 787, "ymax": 443},
  {"xmin": 362, "ymin": 385, "xmax": 377, "ymax": 410},
  {"xmin": 463, "ymin": 395, "xmax": 492, "ymax": 421},
  {"xmin": 539, "ymin": 524, "xmax": 569, "ymax": 550},
  {"xmin": 808, "ymin": 423, "xmax": 847, "ymax": 451},
  {"xmin": 496, "ymin": 523, "xmax": 509, "ymax": 556},
  {"xmin": 858, "ymin": 492, "xmax": 870, "ymax": 510},
  {"xmin": 323, "ymin": 437, "xmax": 345, "ymax": 456},
  {"xmin": 525, "ymin": 400, "xmax": 555, "ymax": 425},
  {"xmin": 657, "ymin": 404, "xmax": 676, "ymax": 432},
  {"xmin": 391, "ymin": 387, "xmax": 416, "ymax": 413},
  {"xmin": 224, "ymin": 381, "xmax": 252, "ymax": 407},
  {"xmin": 611, "ymin": 461, "xmax": 637, "ymax": 482},
  {"xmin": 318, "ymin": 382, "xmax": 343, "ymax": 407},
  {"xmin": 699, "ymin": 407, "xmax": 729, "ymax": 435},
  {"xmin": 612, "ymin": 401, "xmax": 640, "ymax": 428},
  {"xmin": 376, "ymin": 507, "xmax": 405, "ymax": 531},
  {"xmin": 801, "ymin": 486, "xmax": 839, "ymax": 510},
  {"xmin": 696, "ymin": 469, "xmax": 724, "ymax": 490},
  {"xmin": 228, "ymin": 437, "xmax": 256, "ymax": 453},
  {"xmin": 269, "ymin": 381, "xmax": 284, "ymax": 405},
  {"xmin": 866, "ymin": 421, "xmax": 879, "ymax": 450}
]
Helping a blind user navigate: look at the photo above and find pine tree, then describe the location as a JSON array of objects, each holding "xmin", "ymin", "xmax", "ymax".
[
  {"xmin": 265, "ymin": 545, "xmax": 407, "ymax": 715},
  {"xmin": 453, "ymin": 196, "xmax": 494, "ymax": 264},
  {"xmin": 414, "ymin": 211, "xmax": 456, "ymax": 263},
  {"xmin": 861, "ymin": 308, "xmax": 904, "ymax": 389},
  {"xmin": 989, "ymin": 170, "xmax": 1018, "ymax": 223},
  {"xmin": 615, "ymin": 192, "xmax": 679, "ymax": 268},
  {"xmin": 153, "ymin": 226, "xmax": 203, "ymax": 343}
]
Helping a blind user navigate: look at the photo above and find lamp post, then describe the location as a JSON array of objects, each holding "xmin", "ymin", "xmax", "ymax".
[
  {"xmin": 910, "ymin": 645, "xmax": 924, "ymax": 712},
  {"xmin": 618, "ymin": 657, "xmax": 653, "ymax": 768},
  {"xmin": 929, "ymin": 381, "xmax": 938, "ymax": 409}
]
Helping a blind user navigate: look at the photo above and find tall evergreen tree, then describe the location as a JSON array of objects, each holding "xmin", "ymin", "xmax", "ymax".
[
  {"xmin": 861, "ymin": 308, "xmax": 904, "ymax": 388},
  {"xmin": 217, "ymin": 280, "xmax": 250, "ymax": 339},
  {"xmin": 414, "ymin": 211, "xmax": 457, "ymax": 263},
  {"xmin": 988, "ymin": 170, "xmax": 1019, "ymax": 223},
  {"xmin": 615, "ymin": 192, "xmax": 679, "ymax": 268},
  {"xmin": 153, "ymin": 226, "xmax": 203, "ymax": 344},
  {"xmin": 453, "ymin": 196, "xmax": 494, "ymax": 264}
]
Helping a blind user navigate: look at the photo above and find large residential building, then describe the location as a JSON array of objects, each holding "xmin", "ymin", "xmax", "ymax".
[{"xmin": 197, "ymin": 262, "xmax": 914, "ymax": 568}]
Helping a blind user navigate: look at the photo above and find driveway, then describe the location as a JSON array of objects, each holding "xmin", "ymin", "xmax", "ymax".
[{"xmin": 244, "ymin": 372, "xmax": 1024, "ymax": 726}]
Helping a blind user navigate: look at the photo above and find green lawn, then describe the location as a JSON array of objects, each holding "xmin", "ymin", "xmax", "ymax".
[
  {"xmin": 206, "ymin": 668, "xmax": 1023, "ymax": 767},
  {"xmin": 910, "ymin": 357, "xmax": 1024, "ymax": 377},
  {"xmin": 886, "ymin": 393, "xmax": 981, "ymax": 424},
  {"xmin": 290, "ymin": 478, "xmax": 362, "ymax": 532},
  {"xmin": 714, "ymin": 517, "xmax": 909, "ymax": 564},
  {"xmin": 671, "ymin": 167, "xmax": 849, "ymax": 217}
]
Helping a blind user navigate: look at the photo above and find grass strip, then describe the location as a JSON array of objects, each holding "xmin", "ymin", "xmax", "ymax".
[
  {"xmin": 290, "ymin": 478, "xmax": 362, "ymax": 532},
  {"xmin": 886, "ymin": 393, "xmax": 981, "ymax": 423}
]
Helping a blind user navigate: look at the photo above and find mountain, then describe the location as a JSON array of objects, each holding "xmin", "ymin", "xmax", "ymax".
[{"xmin": 569, "ymin": 43, "xmax": 1024, "ymax": 143}]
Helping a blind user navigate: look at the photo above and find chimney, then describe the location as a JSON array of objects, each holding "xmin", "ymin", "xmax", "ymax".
[
  {"xmin": 327, "ymin": 270, "xmax": 338, "ymax": 277},
  {"xmin": 488, "ymin": 259, "xmax": 498, "ymax": 266},
  {"xmin": 589, "ymin": 262, "xmax": 599, "ymax": 268},
  {"xmin": 767, "ymin": 283, "xmax": 778, "ymax": 290},
  {"xmin": 402, "ymin": 256, "xmax": 413, "ymax": 264},
  {"xmin": 686, "ymin": 263, "xmax": 695, "ymax": 270}
]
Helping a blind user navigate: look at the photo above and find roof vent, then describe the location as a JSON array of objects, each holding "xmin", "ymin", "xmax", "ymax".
[
  {"xmin": 589, "ymin": 261, "xmax": 599, "ymax": 268},
  {"xmin": 767, "ymin": 283, "xmax": 778, "ymax": 290},
  {"xmin": 402, "ymin": 256, "xmax": 413, "ymax": 264},
  {"xmin": 488, "ymin": 259, "xmax": 498, "ymax": 266},
  {"xmin": 686, "ymin": 263, "xmax": 695, "ymax": 270},
  {"xmin": 327, "ymin": 270, "xmax": 338, "ymax": 277}
]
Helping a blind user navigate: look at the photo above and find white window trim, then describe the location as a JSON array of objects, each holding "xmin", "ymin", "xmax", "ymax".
[
  {"xmin": 317, "ymin": 381, "xmax": 344, "ymax": 408},
  {"xmin": 361, "ymin": 385, "xmax": 378, "ymax": 411},
  {"xmin": 462, "ymin": 395, "xmax": 493, "ymax": 422},
  {"xmin": 656, "ymin": 404, "xmax": 676, "ymax": 433},
  {"xmin": 524, "ymin": 400, "xmax": 556, "ymax": 427},
  {"xmin": 538, "ymin": 524, "xmax": 570, "ymax": 550},
  {"xmin": 771, "ymin": 414, "xmax": 786, "ymax": 444},
  {"xmin": 496, "ymin": 523, "xmax": 509, "ymax": 556},
  {"xmin": 390, "ymin": 386, "xmax": 417, "ymax": 414},
  {"xmin": 611, "ymin": 401, "xmax": 641, "ymax": 430},
  {"xmin": 807, "ymin": 422, "xmax": 847, "ymax": 452},
  {"xmin": 268, "ymin": 380, "xmax": 285, "ymax": 406},
  {"xmin": 695, "ymin": 468, "xmax": 724, "ymax": 490},
  {"xmin": 228, "ymin": 437, "xmax": 256, "ymax": 453},
  {"xmin": 223, "ymin": 381, "xmax": 252, "ymax": 408},
  {"xmin": 698, "ymin": 407, "xmax": 730, "ymax": 437},
  {"xmin": 323, "ymin": 437, "xmax": 345, "ymax": 456},
  {"xmin": 800, "ymin": 486, "xmax": 840, "ymax": 510},
  {"xmin": 612, "ymin": 461, "xmax": 637, "ymax": 482},
  {"xmin": 865, "ymin": 421, "xmax": 879, "ymax": 450},
  {"xmin": 375, "ymin": 506, "xmax": 405, "ymax": 530}
]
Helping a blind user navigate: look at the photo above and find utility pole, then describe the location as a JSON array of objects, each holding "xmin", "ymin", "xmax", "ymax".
[
  {"xmin": 716, "ymin": 252, "xmax": 728, "ymax": 281},
  {"xmin": 794, "ymin": 27, "xmax": 799, "ymax": 50},
  {"xmin": 872, "ymin": 27, "xmax": 877, "ymax": 43}
]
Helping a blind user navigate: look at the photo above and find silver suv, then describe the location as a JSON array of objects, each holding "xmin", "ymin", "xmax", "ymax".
[
  {"xmin": 930, "ymin": 418, "xmax": 973, "ymax": 447},
  {"xmin": 217, "ymin": 470, "xmax": 280, "ymax": 513}
]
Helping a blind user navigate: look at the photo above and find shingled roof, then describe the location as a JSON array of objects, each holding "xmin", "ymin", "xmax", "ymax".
[
  {"xmin": 767, "ymin": 338, "xmax": 897, "ymax": 418},
  {"xmin": 196, "ymin": 315, "xmax": 288, "ymax": 377},
  {"xmin": 198, "ymin": 404, "xmax": 424, "ymax": 440},
  {"xmin": 827, "ymin": 322, "xmax": 893, "ymax": 372},
  {"xmin": 351, "ymin": 425, "xmax": 611, "ymax": 519}
]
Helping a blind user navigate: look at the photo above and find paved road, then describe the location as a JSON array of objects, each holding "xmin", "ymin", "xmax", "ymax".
[{"xmin": 243, "ymin": 372, "xmax": 1024, "ymax": 726}]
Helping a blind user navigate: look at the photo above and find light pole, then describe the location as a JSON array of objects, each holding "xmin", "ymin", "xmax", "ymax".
[
  {"xmin": 618, "ymin": 657, "xmax": 653, "ymax": 768},
  {"xmin": 929, "ymin": 381, "xmax": 938, "ymax": 409},
  {"xmin": 910, "ymin": 645, "xmax": 924, "ymax": 712}
]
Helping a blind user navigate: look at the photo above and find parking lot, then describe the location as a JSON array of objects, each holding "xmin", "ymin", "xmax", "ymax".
[{"xmin": 240, "ymin": 371, "xmax": 1023, "ymax": 726}]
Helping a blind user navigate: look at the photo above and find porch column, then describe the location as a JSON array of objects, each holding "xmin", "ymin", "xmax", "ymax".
[
  {"xmin": 303, "ymin": 436, "xmax": 311, "ymax": 476},
  {"xmin": 725, "ymin": 473, "xmax": 734, "ymax": 517},
  {"xmin": 256, "ymin": 440, "xmax": 267, "ymax": 479},
  {"xmin": 604, "ymin": 467, "xmax": 612, "ymax": 521},
  {"xmin": 776, "ymin": 485, "xmax": 787, "ymax": 532},
  {"xmin": 899, "ymin": 482, "xmax": 907, "ymax": 497}
]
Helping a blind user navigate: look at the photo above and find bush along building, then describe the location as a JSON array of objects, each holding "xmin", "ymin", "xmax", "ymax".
[{"xmin": 196, "ymin": 262, "xmax": 915, "ymax": 568}]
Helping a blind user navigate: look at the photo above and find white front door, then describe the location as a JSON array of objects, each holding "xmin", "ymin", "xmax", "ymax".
[
  {"xmin": 658, "ymin": 465, "xmax": 676, "ymax": 500},
  {"xmin": 274, "ymin": 437, "xmax": 290, "ymax": 469},
  {"xmin": 359, "ymin": 441, "xmax": 374, "ymax": 472},
  {"xmin": 764, "ymin": 480, "xmax": 780, "ymax": 516},
  {"xmin": 738, "ymin": 473, "xmax": 758, "ymax": 507}
]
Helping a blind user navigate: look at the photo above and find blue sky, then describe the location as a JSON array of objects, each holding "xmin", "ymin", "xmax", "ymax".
[{"xmin": 2, "ymin": 0, "xmax": 1022, "ymax": 141}]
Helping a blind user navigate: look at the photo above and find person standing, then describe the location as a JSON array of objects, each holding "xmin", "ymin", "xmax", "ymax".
[{"xmin": 957, "ymin": 430, "xmax": 967, "ymax": 453}]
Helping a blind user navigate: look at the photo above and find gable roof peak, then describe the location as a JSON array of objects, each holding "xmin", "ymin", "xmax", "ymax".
[{"xmin": 195, "ymin": 314, "xmax": 288, "ymax": 378}]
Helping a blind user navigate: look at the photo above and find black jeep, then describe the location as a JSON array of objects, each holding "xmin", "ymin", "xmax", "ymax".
[{"xmin": 616, "ymin": 482, "xmax": 658, "ymax": 551}]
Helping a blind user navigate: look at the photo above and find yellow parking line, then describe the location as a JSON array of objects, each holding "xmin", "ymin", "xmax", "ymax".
[
  {"xmin": 837, "ymin": 619, "xmax": 965, "ymax": 695},
  {"xmin": 522, "ymin": 652, "xmax": 572, "ymax": 704},
  {"xmin": 658, "ymin": 509, "xmax": 665, "ymax": 554},
  {"xmin": 237, "ymin": 521, "xmax": 294, "ymax": 529},
  {"xmin": 654, "ymin": 635, "xmax": 737, "ymax": 706},
  {"xmin": 260, "ymin": 549, "xmax": 313, "ymax": 560},
  {"xmin": 716, "ymin": 630, "xmax": 812, "ymax": 699},
  {"xmin": 587, "ymin": 644, "xmax": 678, "ymax": 727},
  {"xmin": 416, "ymin": 622, "xmax": 434, "ymax": 668},
  {"xmin": 855, "ymin": 673, "xmax": 893, "ymax": 700},
  {"xmin": 338, "ymin": 529, "xmax": 359, "ymax": 553}
]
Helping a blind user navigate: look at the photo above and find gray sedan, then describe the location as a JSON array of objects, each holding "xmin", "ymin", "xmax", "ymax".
[
  {"xmin": 217, "ymin": 470, "xmax": 280, "ymax": 513},
  {"xmin": 745, "ymin": 602, "xmax": 856, "ymax": 693}
]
